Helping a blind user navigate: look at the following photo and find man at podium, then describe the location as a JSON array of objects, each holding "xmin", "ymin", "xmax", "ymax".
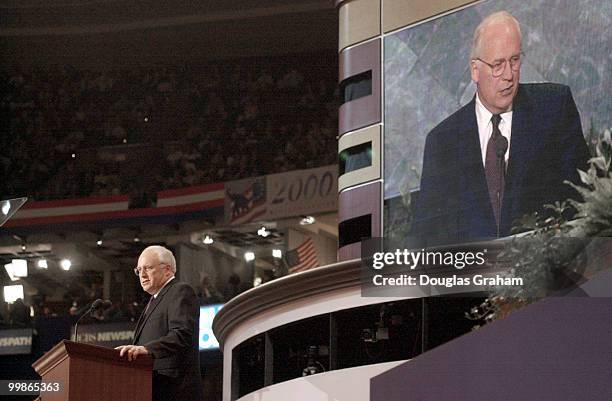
[{"xmin": 116, "ymin": 245, "xmax": 203, "ymax": 401}]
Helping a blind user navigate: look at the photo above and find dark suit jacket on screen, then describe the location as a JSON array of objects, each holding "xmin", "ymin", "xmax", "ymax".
[
  {"xmin": 133, "ymin": 279, "xmax": 203, "ymax": 401},
  {"xmin": 412, "ymin": 83, "xmax": 590, "ymax": 245}
]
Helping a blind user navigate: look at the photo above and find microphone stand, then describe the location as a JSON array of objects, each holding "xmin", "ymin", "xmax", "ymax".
[
  {"xmin": 74, "ymin": 299, "xmax": 104, "ymax": 342},
  {"xmin": 496, "ymin": 136, "xmax": 509, "ymax": 238}
]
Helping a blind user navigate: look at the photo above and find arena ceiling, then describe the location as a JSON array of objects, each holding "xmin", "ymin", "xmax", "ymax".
[
  {"xmin": 1, "ymin": 0, "xmax": 332, "ymax": 29},
  {"xmin": 0, "ymin": 0, "xmax": 337, "ymax": 65}
]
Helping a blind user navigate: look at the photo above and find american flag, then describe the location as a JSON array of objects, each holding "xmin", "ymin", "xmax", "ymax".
[{"xmin": 286, "ymin": 237, "xmax": 319, "ymax": 274}]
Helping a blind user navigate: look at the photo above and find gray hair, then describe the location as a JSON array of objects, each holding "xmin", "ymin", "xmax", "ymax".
[
  {"xmin": 142, "ymin": 245, "xmax": 177, "ymax": 273},
  {"xmin": 471, "ymin": 11, "xmax": 522, "ymax": 59}
]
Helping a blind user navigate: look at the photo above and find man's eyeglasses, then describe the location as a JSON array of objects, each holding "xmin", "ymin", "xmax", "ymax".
[
  {"xmin": 134, "ymin": 263, "xmax": 167, "ymax": 276},
  {"xmin": 473, "ymin": 52, "xmax": 524, "ymax": 77}
]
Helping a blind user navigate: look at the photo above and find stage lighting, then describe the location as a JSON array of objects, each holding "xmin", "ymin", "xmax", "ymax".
[
  {"xmin": 37, "ymin": 259, "xmax": 48, "ymax": 269},
  {"xmin": 253, "ymin": 276, "xmax": 262, "ymax": 287},
  {"xmin": 4, "ymin": 259, "xmax": 27, "ymax": 280},
  {"xmin": 11, "ymin": 259, "xmax": 27, "ymax": 278},
  {"xmin": 4, "ymin": 263, "xmax": 18, "ymax": 281},
  {"xmin": 60, "ymin": 259, "xmax": 72, "ymax": 271},
  {"xmin": 96, "ymin": 239, "xmax": 103, "ymax": 246},
  {"xmin": 3, "ymin": 285, "xmax": 24, "ymax": 303},
  {"xmin": 202, "ymin": 235, "xmax": 214, "ymax": 245},
  {"xmin": 257, "ymin": 227, "xmax": 270, "ymax": 237},
  {"xmin": 1, "ymin": 201, "xmax": 10, "ymax": 215},
  {"xmin": 300, "ymin": 216, "xmax": 316, "ymax": 225},
  {"xmin": 272, "ymin": 249, "xmax": 282, "ymax": 258},
  {"xmin": 244, "ymin": 252, "xmax": 255, "ymax": 262}
]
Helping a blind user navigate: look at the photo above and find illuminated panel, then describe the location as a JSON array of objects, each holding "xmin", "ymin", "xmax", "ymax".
[
  {"xmin": 338, "ymin": 124, "xmax": 381, "ymax": 191},
  {"xmin": 199, "ymin": 304, "xmax": 223, "ymax": 350}
]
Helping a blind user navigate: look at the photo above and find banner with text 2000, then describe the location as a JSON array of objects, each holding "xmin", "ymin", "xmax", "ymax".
[{"xmin": 265, "ymin": 165, "xmax": 338, "ymax": 220}]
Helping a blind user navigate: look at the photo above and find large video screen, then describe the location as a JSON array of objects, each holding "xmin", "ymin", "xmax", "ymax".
[{"xmin": 383, "ymin": 0, "xmax": 611, "ymax": 244}]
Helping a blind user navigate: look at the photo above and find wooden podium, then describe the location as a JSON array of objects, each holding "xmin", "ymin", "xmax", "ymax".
[{"xmin": 32, "ymin": 340, "xmax": 153, "ymax": 401}]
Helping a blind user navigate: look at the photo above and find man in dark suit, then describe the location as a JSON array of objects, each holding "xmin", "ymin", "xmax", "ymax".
[
  {"xmin": 116, "ymin": 245, "xmax": 203, "ymax": 401},
  {"xmin": 412, "ymin": 11, "xmax": 590, "ymax": 245}
]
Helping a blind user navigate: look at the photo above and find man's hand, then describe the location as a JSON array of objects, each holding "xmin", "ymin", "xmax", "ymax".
[{"xmin": 115, "ymin": 345, "xmax": 150, "ymax": 361}]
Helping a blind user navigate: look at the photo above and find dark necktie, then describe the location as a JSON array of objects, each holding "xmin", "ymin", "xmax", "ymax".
[
  {"xmin": 484, "ymin": 114, "xmax": 506, "ymax": 231},
  {"xmin": 143, "ymin": 295, "xmax": 157, "ymax": 316},
  {"xmin": 132, "ymin": 296, "xmax": 158, "ymax": 345}
]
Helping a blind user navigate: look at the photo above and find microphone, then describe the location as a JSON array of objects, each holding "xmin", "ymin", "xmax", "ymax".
[
  {"xmin": 74, "ymin": 299, "xmax": 112, "ymax": 342},
  {"xmin": 496, "ymin": 135, "xmax": 508, "ymax": 159},
  {"xmin": 91, "ymin": 299, "xmax": 112, "ymax": 310}
]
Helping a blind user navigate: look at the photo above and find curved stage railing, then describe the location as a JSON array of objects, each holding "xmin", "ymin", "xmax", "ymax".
[{"xmin": 212, "ymin": 257, "xmax": 492, "ymax": 401}]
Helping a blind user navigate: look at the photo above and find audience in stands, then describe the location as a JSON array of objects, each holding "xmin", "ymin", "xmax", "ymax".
[{"xmin": 1, "ymin": 53, "xmax": 338, "ymax": 203}]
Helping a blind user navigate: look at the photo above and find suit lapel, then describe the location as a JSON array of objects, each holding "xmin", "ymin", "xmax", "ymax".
[
  {"xmin": 132, "ymin": 278, "xmax": 176, "ymax": 344},
  {"xmin": 132, "ymin": 306, "xmax": 147, "ymax": 344},
  {"xmin": 503, "ymin": 84, "xmax": 536, "ymax": 231},
  {"xmin": 507, "ymin": 85, "xmax": 534, "ymax": 183}
]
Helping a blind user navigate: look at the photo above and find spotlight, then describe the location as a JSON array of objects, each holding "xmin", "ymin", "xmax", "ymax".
[
  {"xmin": 1, "ymin": 201, "xmax": 10, "ymax": 216},
  {"xmin": 4, "ymin": 263, "xmax": 18, "ymax": 281},
  {"xmin": 133, "ymin": 236, "xmax": 140, "ymax": 243},
  {"xmin": 71, "ymin": 153, "xmax": 76, "ymax": 159},
  {"xmin": 96, "ymin": 239, "xmax": 103, "ymax": 246},
  {"xmin": 37, "ymin": 259, "xmax": 48, "ymax": 269},
  {"xmin": 3, "ymin": 284, "xmax": 24, "ymax": 303},
  {"xmin": 244, "ymin": 252, "xmax": 255, "ymax": 262},
  {"xmin": 253, "ymin": 276, "xmax": 262, "ymax": 287},
  {"xmin": 272, "ymin": 249, "xmax": 282, "ymax": 259},
  {"xmin": 257, "ymin": 227, "xmax": 270, "ymax": 237},
  {"xmin": 60, "ymin": 259, "xmax": 72, "ymax": 271},
  {"xmin": 4, "ymin": 260, "xmax": 27, "ymax": 281},
  {"xmin": 300, "ymin": 216, "xmax": 316, "ymax": 225},
  {"xmin": 21, "ymin": 244, "xmax": 26, "ymax": 252},
  {"xmin": 202, "ymin": 235, "xmax": 214, "ymax": 245},
  {"xmin": 11, "ymin": 259, "xmax": 27, "ymax": 278}
]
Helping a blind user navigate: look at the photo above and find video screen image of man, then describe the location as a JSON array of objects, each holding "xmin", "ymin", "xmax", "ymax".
[
  {"xmin": 412, "ymin": 10, "xmax": 590, "ymax": 245},
  {"xmin": 116, "ymin": 245, "xmax": 203, "ymax": 401}
]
